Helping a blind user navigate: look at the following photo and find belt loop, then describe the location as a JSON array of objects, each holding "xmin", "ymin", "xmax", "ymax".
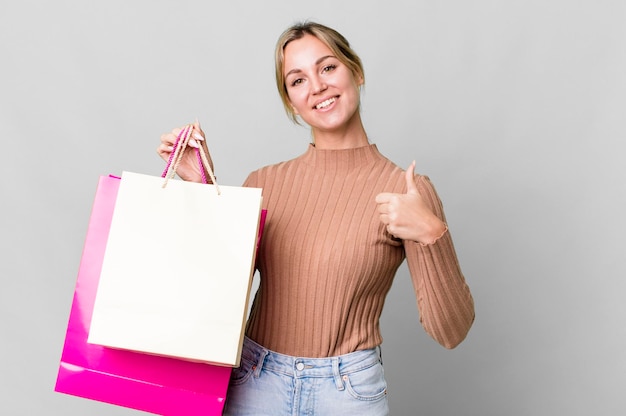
[
  {"xmin": 332, "ymin": 357, "xmax": 344, "ymax": 391},
  {"xmin": 253, "ymin": 348, "xmax": 268, "ymax": 379}
]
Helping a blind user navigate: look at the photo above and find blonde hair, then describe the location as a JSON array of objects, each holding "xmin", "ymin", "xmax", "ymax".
[{"xmin": 275, "ymin": 22, "xmax": 365, "ymax": 123}]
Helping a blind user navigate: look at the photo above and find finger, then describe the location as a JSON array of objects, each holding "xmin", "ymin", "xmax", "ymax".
[
  {"xmin": 160, "ymin": 132, "xmax": 177, "ymax": 146},
  {"xmin": 159, "ymin": 141, "xmax": 174, "ymax": 151},
  {"xmin": 405, "ymin": 160, "xmax": 418, "ymax": 195},
  {"xmin": 192, "ymin": 119, "xmax": 205, "ymax": 141},
  {"xmin": 375, "ymin": 192, "xmax": 393, "ymax": 204},
  {"xmin": 156, "ymin": 143, "xmax": 174, "ymax": 159},
  {"xmin": 376, "ymin": 203, "xmax": 389, "ymax": 215}
]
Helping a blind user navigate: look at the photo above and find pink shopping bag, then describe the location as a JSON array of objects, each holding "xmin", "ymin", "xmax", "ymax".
[{"xmin": 54, "ymin": 175, "xmax": 232, "ymax": 415}]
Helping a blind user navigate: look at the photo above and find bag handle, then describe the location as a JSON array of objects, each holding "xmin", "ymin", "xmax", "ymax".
[{"xmin": 161, "ymin": 124, "xmax": 220, "ymax": 194}]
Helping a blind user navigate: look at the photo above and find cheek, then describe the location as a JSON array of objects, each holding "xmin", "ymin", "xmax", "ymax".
[{"xmin": 287, "ymin": 90, "xmax": 307, "ymax": 110}]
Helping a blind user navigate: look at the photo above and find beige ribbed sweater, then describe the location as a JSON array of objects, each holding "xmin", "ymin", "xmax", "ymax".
[{"xmin": 243, "ymin": 144, "xmax": 474, "ymax": 357}]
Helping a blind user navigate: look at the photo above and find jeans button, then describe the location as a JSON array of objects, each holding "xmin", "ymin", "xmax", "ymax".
[{"xmin": 295, "ymin": 362, "xmax": 305, "ymax": 371}]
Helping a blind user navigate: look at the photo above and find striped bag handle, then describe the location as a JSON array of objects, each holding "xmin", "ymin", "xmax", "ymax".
[{"xmin": 161, "ymin": 124, "xmax": 220, "ymax": 194}]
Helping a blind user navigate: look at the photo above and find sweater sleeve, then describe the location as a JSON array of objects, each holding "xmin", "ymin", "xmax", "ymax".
[
  {"xmin": 404, "ymin": 175, "xmax": 475, "ymax": 349},
  {"xmin": 242, "ymin": 170, "xmax": 259, "ymax": 188}
]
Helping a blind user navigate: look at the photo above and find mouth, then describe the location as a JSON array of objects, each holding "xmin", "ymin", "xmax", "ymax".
[{"xmin": 314, "ymin": 96, "xmax": 338, "ymax": 110}]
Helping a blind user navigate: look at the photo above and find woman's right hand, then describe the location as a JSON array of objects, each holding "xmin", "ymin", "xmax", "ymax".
[{"xmin": 157, "ymin": 120, "xmax": 214, "ymax": 183}]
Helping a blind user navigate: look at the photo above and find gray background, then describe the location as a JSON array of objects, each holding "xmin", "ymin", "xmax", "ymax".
[{"xmin": 1, "ymin": 0, "xmax": 625, "ymax": 415}]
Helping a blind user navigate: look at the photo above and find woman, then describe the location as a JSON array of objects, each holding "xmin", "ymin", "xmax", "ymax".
[{"xmin": 158, "ymin": 21, "xmax": 474, "ymax": 416}]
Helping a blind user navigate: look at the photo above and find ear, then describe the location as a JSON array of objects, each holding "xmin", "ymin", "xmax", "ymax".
[
  {"xmin": 288, "ymin": 97, "xmax": 299, "ymax": 115},
  {"xmin": 355, "ymin": 70, "xmax": 365, "ymax": 87},
  {"xmin": 285, "ymin": 91, "xmax": 299, "ymax": 115}
]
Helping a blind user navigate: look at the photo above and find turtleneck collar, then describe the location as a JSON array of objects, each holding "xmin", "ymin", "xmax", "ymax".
[{"xmin": 299, "ymin": 143, "xmax": 383, "ymax": 170}]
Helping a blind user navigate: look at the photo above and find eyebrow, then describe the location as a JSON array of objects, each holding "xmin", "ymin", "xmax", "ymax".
[{"xmin": 285, "ymin": 55, "xmax": 336, "ymax": 78}]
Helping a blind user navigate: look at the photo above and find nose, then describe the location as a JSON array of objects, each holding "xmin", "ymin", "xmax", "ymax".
[{"xmin": 310, "ymin": 76, "xmax": 327, "ymax": 95}]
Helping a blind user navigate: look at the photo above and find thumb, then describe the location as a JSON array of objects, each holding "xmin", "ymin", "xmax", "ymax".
[
  {"xmin": 192, "ymin": 118, "xmax": 206, "ymax": 141},
  {"xmin": 405, "ymin": 160, "xmax": 418, "ymax": 194},
  {"xmin": 193, "ymin": 118, "xmax": 204, "ymax": 135}
]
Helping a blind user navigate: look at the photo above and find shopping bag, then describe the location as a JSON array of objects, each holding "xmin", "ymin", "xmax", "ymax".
[
  {"xmin": 55, "ymin": 175, "xmax": 232, "ymax": 415},
  {"xmin": 87, "ymin": 125, "xmax": 263, "ymax": 367}
]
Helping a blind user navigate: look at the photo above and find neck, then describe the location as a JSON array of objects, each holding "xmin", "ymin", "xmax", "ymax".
[{"xmin": 310, "ymin": 112, "xmax": 369, "ymax": 150}]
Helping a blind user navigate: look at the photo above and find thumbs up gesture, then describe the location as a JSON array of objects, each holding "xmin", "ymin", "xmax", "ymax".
[{"xmin": 375, "ymin": 161, "xmax": 447, "ymax": 244}]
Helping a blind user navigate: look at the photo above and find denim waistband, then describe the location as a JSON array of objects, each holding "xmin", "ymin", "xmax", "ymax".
[{"xmin": 240, "ymin": 336, "xmax": 382, "ymax": 387}]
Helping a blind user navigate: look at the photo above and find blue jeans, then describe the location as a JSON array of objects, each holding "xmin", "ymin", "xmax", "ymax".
[{"xmin": 223, "ymin": 337, "xmax": 389, "ymax": 415}]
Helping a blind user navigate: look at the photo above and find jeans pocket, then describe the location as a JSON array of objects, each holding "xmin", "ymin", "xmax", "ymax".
[
  {"xmin": 230, "ymin": 356, "xmax": 255, "ymax": 386},
  {"xmin": 342, "ymin": 362, "xmax": 388, "ymax": 401}
]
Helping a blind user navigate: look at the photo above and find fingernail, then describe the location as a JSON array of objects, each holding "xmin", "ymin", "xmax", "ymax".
[
  {"xmin": 193, "ymin": 133, "xmax": 204, "ymax": 141},
  {"xmin": 195, "ymin": 117, "xmax": 201, "ymax": 129},
  {"xmin": 167, "ymin": 146, "xmax": 174, "ymax": 152},
  {"xmin": 188, "ymin": 139, "xmax": 199, "ymax": 148}
]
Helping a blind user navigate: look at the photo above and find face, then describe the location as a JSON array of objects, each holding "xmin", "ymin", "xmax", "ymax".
[{"xmin": 283, "ymin": 35, "xmax": 363, "ymax": 134}]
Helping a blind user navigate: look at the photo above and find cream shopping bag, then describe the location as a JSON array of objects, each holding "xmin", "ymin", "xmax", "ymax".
[{"xmin": 88, "ymin": 126, "xmax": 263, "ymax": 367}]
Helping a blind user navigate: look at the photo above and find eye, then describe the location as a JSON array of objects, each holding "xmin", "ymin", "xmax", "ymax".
[
  {"xmin": 290, "ymin": 78, "xmax": 304, "ymax": 87},
  {"xmin": 322, "ymin": 64, "xmax": 337, "ymax": 73}
]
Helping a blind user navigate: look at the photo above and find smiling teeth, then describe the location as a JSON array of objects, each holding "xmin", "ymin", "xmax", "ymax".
[{"xmin": 316, "ymin": 97, "xmax": 336, "ymax": 109}]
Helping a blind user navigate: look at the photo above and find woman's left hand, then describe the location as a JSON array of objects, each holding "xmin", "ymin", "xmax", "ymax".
[{"xmin": 375, "ymin": 161, "xmax": 447, "ymax": 244}]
